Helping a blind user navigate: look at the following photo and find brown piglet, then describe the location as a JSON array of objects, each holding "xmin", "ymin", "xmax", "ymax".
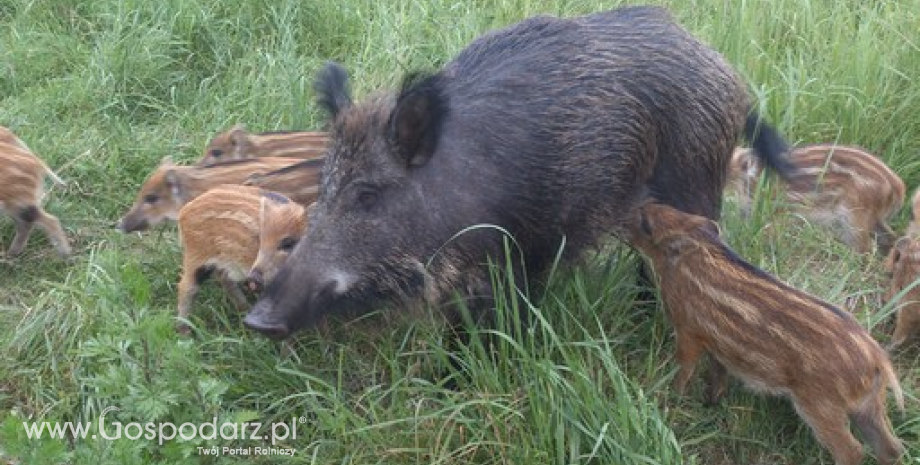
[
  {"xmin": 175, "ymin": 185, "xmax": 261, "ymax": 333},
  {"xmin": 626, "ymin": 202, "xmax": 904, "ymax": 465},
  {"xmin": 884, "ymin": 236, "xmax": 920, "ymax": 349},
  {"xmin": 0, "ymin": 135, "xmax": 71, "ymax": 257},
  {"xmin": 198, "ymin": 125, "xmax": 328, "ymax": 166},
  {"xmin": 728, "ymin": 144, "xmax": 904, "ymax": 254},
  {"xmin": 243, "ymin": 158, "xmax": 323, "ymax": 206},
  {"xmin": 174, "ymin": 187, "xmax": 311, "ymax": 334},
  {"xmin": 118, "ymin": 156, "xmax": 302, "ymax": 233},
  {"xmin": 247, "ymin": 192, "xmax": 310, "ymax": 291}
]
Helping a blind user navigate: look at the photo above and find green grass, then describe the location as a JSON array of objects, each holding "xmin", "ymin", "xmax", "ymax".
[{"xmin": 2, "ymin": 0, "xmax": 919, "ymax": 463}]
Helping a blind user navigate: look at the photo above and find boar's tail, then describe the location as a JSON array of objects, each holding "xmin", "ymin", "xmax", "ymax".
[{"xmin": 742, "ymin": 112, "xmax": 798, "ymax": 184}]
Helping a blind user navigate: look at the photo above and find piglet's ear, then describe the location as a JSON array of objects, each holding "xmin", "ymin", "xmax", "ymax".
[
  {"xmin": 314, "ymin": 62, "xmax": 352, "ymax": 119},
  {"xmin": 262, "ymin": 191, "xmax": 291, "ymax": 206},
  {"xmin": 230, "ymin": 124, "xmax": 248, "ymax": 147},
  {"xmin": 389, "ymin": 72, "xmax": 447, "ymax": 169},
  {"xmin": 702, "ymin": 219, "xmax": 721, "ymax": 238},
  {"xmin": 164, "ymin": 169, "xmax": 184, "ymax": 201},
  {"xmin": 885, "ymin": 237, "xmax": 911, "ymax": 272},
  {"xmin": 259, "ymin": 191, "xmax": 291, "ymax": 218}
]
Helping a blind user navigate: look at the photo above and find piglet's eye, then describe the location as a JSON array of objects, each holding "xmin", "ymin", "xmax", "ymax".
[
  {"xmin": 278, "ymin": 237, "xmax": 298, "ymax": 252},
  {"xmin": 144, "ymin": 194, "xmax": 159, "ymax": 204},
  {"xmin": 210, "ymin": 149, "xmax": 223, "ymax": 158}
]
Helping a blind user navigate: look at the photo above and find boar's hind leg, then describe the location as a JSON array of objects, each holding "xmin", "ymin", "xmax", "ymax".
[
  {"xmin": 851, "ymin": 387, "xmax": 904, "ymax": 465},
  {"xmin": 795, "ymin": 399, "xmax": 864, "ymax": 465},
  {"xmin": 7, "ymin": 206, "xmax": 38, "ymax": 256}
]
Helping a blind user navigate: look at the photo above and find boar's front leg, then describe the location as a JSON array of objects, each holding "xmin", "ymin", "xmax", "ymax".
[{"xmin": 439, "ymin": 279, "xmax": 496, "ymax": 387}]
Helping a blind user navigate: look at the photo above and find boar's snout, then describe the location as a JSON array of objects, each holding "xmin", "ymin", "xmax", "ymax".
[
  {"xmin": 243, "ymin": 301, "xmax": 290, "ymax": 340},
  {"xmin": 244, "ymin": 266, "xmax": 349, "ymax": 338}
]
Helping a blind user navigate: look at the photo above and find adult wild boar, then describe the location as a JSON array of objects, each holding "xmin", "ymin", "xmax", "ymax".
[{"xmin": 245, "ymin": 6, "xmax": 796, "ymax": 338}]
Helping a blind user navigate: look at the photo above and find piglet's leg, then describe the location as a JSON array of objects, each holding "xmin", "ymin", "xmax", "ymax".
[
  {"xmin": 7, "ymin": 206, "xmax": 37, "ymax": 256},
  {"xmin": 703, "ymin": 357, "xmax": 729, "ymax": 406},
  {"xmin": 34, "ymin": 207, "xmax": 71, "ymax": 256},
  {"xmin": 873, "ymin": 221, "xmax": 897, "ymax": 257},
  {"xmin": 176, "ymin": 270, "xmax": 202, "ymax": 335},
  {"xmin": 795, "ymin": 399, "xmax": 864, "ymax": 465},
  {"xmin": 889, "ymin": 307, "xmax": 919, "ymax": 350},
  {"xmin": 218, "ymin": 272, "xmax": 250, "ymax": 313},
  {"xmin": 673, "ymin": 333, "xmax": 704, "ymax": 397},
  {"xmin": 851, "ymin": 388, "xmax": 904, "ymax": 465}
]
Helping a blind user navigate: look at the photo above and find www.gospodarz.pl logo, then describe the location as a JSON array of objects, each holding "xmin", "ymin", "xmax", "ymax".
[{"xmin": 23, "ymin": 406, "xmax": 305, "ymax": 452}]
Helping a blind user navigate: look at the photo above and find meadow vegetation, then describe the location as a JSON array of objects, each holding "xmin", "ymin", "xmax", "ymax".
[{"xmin": 1, "ymin": 0, "xmax": 918, "ymax": 463}]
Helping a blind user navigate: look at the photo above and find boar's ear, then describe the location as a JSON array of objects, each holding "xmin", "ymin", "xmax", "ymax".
[
  {"xmin": 389, "ymin": 72, "xmax": 446, "ymax": 169},
  {"xmin": 314, "ymin": 62, "xmax": 352, "ymax": 119}
]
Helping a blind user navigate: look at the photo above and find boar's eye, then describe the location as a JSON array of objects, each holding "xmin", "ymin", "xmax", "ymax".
[
  {"xmin": 144, "ymin": 194, "xmax": 159, "ymax": 204},
  {"xmin": 210, "ymin": 149, "xmax": 223, "ymax": 158},
  {"xmin": 357, "ymin": 190, "xmax": 379, "ymax": 210},
  {"xmin": 278, "ymin": 237, "xmax": 298, "ymax": 252}
]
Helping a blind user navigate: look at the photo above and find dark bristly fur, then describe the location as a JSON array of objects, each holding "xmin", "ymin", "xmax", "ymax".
[
  {"xmin": 627, "ymin": 202, "xmax": 904, "ymax": 465},
  {"xmin": 314, "ymin": 62, "xmax": 352, "ymax": 118},
  {"xmin": 743, "ymin": 113, "xmax": 795, "ymax": 176},
  {"xmin": 245, "ymin": 6, "xmax": 796, "ymax": 340}
]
